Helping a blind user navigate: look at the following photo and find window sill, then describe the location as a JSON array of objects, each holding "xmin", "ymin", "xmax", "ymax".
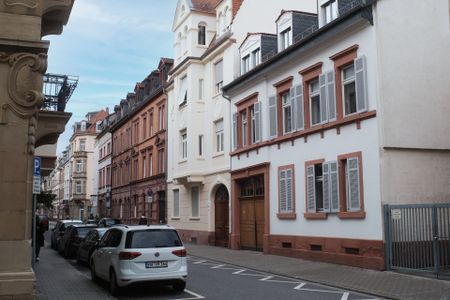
[
  {"xmin": 171, "ymin": 217, "xmax": 180, "ymax": 220},
  {"xmin": 277, "ymin": 212, "xmax": 297, "ymax": 220},
  {"xmin": 178, "ymin": 101, "xmax": 187, "ymax": 109},
  {"xmin": 338, "ymin": 211, "xmax": 366, "ymax": 219},
  {"xmin": 197, "ymin": 156, "xmax": 205, "ymax": 160},
  {"xmin": 189, "ymin": 217, "xmax": 200, "ymax": 221},
  {"xmin": 304, "ymin": 212, "xmax": 328, "ymax": 220},
  {"xmin": 178, "ymin": 159, "xmax": 187, "ymax": 164},
  {"xmin": 212, "ymin": 152, "xmax": 224, "ymax": 158}
]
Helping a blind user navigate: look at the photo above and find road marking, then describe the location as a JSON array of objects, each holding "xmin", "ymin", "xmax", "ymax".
[
  {"xmin": 232, "ymin": 269, "xmax": 246, "ymax": 274},
  {"xmin": 211, "ymin": 264, "xmax": 225, "ymax": 269},
  {"xmin": 169, "ymin": 289, "xmax": 205, "ymax": 300},
  {"xmin": 293, "ymin": 283, "xmax": 306, "ymax": 290},
  {"xmin": 260, "ymin": 276, "xmax": 273, "ymax": 281},
  {"xmin": 341, "ymin": 292, "xmax": 349, "ymax": 300},
  {"xmin": 192, "ymin": 260, "xmax": 207, "ymax": 264}
]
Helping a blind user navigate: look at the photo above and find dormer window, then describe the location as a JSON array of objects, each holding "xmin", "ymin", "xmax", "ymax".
[
  {"xmin": 198, "ymin": 23, "xmax": 206, "ymax": 45},
  {"xmin": 323, "ymin": 0, "xmax": 338, "ymax": 24},
  {"xmin": 96, "ymin": 121, "xmax": 102, "ymax": 133},
  {"xmin": 251, "ymin": 48, "xmax": 261, "ymax": 68},
  {"xmin": 280, "ymin": 27, "xmax": 292, "ymax": 51},
  {"xmin": 242, "ymin": 55, "xmax": 250, "ymax": 74},
  {"xmin": 80, "ymin": 121, "xmax": 86, "ymax": 131}
]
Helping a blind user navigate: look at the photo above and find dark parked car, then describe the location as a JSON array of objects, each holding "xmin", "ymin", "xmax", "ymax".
[
  {"xmin": 58, "ymin": 224, "xmax": 98, "ymax": 258},
  {"xmin": 97, "ymin": 218, "xmax": 120, "ymax": 227},
  {"xmin": 51, "ymin": 219, "xmax": 83, "ymax": 249},
  {"xmin": 76, "ymin": 228, "xmax": 108, "ymax": 264}
]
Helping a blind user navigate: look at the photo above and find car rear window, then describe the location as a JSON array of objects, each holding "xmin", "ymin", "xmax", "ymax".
[
  {"xmin": 105, "ymin": 219, "xmax": 118, "ymax": 226},
  {"xmin": 125, "ymin": 229, "xmax": 182, "ymax": 249},
  {"xmin": 77, "ymin": 227, "xmax": 95, "ymax": 238}
]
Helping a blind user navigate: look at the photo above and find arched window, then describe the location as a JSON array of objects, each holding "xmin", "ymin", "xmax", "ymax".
[
  {"xmin": 177, "ymin": 32, "xmax": 182, "ymax": 58},
  {"xmin": 198, "ymin": 22, "xmax": 206, "ymax": 45},
  {"xmin": 218, "ymin": 12, "xmax": 223, "ymax": 33},
  {"xmin": 223, "ymin": 6, "xmax": 229, "ymax": 31},
  {"xmin": 182, "ymin": 26, "xmax": 188, "ymax": 53},
  {"xmin": 181, "ymin": 5, "xmax": 185, "ymax": 16}
]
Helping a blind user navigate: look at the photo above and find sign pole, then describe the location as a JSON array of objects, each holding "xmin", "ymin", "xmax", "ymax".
[{"xmin": 32, "ymin": 157, "xmax": 41, "ymax": 268}]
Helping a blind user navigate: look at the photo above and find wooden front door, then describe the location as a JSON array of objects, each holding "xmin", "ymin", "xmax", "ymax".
[
  {"xmin": 214, "ymin": 186, "xmax": 229, "ymax": 247},
  {"xmin": 240, "ymin": 197, "xmax": 264, "ymax": 251}
]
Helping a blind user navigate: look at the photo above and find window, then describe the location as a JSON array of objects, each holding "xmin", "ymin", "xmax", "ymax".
[
  {"xmin": 241, "ymin": 111, "xmax": 247, "ymax": 146},
  {"xmin": 134, "ymin": 159, "xmax": 138, "ymax": 180},
  {"xmin": 242, "ymin": 55, "xmax": 250, "ymax": 74},
  {"xmin": 179, "ymin": 75, "xmax": 188, "ymax": 105},
  {"xmin": 215, "ymin": 120, "xmax": 224, "ymax": 153},
  {"xmin": 191, "ymin": 186, "xmax": 200, "ymax": 217},
  {"xmin": 75, "ymin": 180, "xmax": 82, "ymax": 194},
  {"xmin": 158, "ymin": 149, "xmax": 165, "ymax": 173},
  {"xmin": 340, "ymin": 155, "xmax": 362, "ymax": 212},
  {"xmin": 75, "ymin": 160, "xmax": 83, "ymax": 172},
  {"xmin": 149, "ymin": 153, "xmax": 153, "ymax": 176},
  {"xmin": 80, "ymin": 122, "xmax": 86, "ymax": 131},
  {"xmin": 282, "ymin": 91, "xmax": 292, "ymax": 133},
  {"xmin": 181, "ymin": 130, "xmax": 187, "ymax": 160},
  {"xmin": 173, "ymin": 190, "xmax": 180, "ymax": 218},
  {"xmin": 198, "ymin": 24, "xmax": 206, "ymax": 45},
  {"xmin": 323, "ymin": 0, "xmax": 338, "ymax": 24},
  {"xmin": 143, "ymin": 116, "xmax": 147, "ymax": 138},
  {"xmin": 279, "ymin": 167, "xmax": 294, "ymax": 213},
  {"xmin": 158, "ymin": 105, "xmax": 165, "ymax": 130},
  {"xmin": 280, "ymin": 27, "xmax": 292, "ymax": 50},
  {"xmin": 251, "ymin": 48, "xmax": 260, "ymax": 68},
  {"xmin": 251, "ymin": 107, "xmax": 256, "ymax": 143},
  {"xmin": 198, "ymin": 135, "xmax": 204, "ymax": 156},
  {"xmin": 149, "ymin": 111, "xmax": 154, "ymax": 136},
  {"xmin": 79, "ymin": 140, "xmax": 86, "ymax": 151},
  {"xmin": 342, "ymin": 63, "xmax": 357, "ymax": 115},
  {"xmin": 143, "ymin": 156, "xmax": 147, "ymax": 178},
  {"xmin": 100, "ymin": 148, "xmax": 103, "ymax": 159},
  {"xmin": 309, "ymin": 79, "xmax": 321, "ymax": 126},
  {"xmin": 106, "ymin": 166, "xmax": 111, "ymax": 186},
  {"xmin": 214, "ymin": 60, "xmax": 223, "ymax": 93},
  {"xmin": 198, "ymin": 79, "xmax": 204, "ymax": 100}
]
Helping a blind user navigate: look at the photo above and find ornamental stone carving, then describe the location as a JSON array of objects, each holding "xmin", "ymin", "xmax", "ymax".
[{"xmin": 0, "ymin": 51, "xmax": 47, "ymax": 123}]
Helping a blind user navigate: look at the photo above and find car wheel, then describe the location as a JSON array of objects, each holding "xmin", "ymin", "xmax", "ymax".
[
  {"xmin": 172, "ymin": 280, "xmax": 186, "ymax": 292},
  {"xmin": 109, "ymin": 270, "xmax": 120, "ymax": 296},
  {"xmin": 90, "ymin": 262, "xmax": 98, "ymax": 282}
]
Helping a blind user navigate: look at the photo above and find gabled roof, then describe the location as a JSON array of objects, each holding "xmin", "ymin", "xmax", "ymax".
[
  {"xmin": 239, "ymin": 32, "xmax": 276, "ymax": 49},
  {"xmin": 190, "ymin": 0, "xmax": 222, "ymax": 13}
]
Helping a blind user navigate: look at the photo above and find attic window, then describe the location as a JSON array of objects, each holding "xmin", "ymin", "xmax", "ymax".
[
  {"xmin": 181, "ymin": 5, "xmax": 185, "ymax": 16},
  {"xmin": 280, "ymin": 27, "xmax": 292, "ymax": 50},
  {"xmin": 198, "ymin": 24, "xmax": 206, "ymax": 45},
  {"xmin": 323, "ymin": 0, "xmax": 338, "ymax": 24}
]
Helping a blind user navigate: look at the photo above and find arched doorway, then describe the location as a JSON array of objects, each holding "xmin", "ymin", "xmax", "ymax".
[{"xmin": 214, "ymin": 185, "xmax": 229, "ymax": 247}]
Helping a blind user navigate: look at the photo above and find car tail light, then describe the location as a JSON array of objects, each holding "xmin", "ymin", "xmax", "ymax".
[
  {"xmin": 172, "ymin": 249, "xmax": 187, "ymax": 257},
  {"xmin": 119, "ymin": 251, "xmax": 142, "ymax": 260}
]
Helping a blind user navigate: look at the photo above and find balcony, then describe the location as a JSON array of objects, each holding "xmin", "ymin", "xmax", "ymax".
[
  {"xmin": 73, "ymin": 151, "xmax": 87, "ymax": 158},
  {"xmin": 36, "ymin": 74, "xmax": 78, "ymax": 148}
]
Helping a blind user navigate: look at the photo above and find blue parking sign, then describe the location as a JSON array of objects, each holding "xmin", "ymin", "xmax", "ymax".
[{"xmin": 34, "ymin": 157, "xmax": 41, "ymax": 176}]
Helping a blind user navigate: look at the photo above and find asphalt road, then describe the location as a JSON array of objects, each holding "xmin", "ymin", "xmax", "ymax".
[{"xmin": 36, "ymin": 224, "xmax": 380, "ymax": 300}]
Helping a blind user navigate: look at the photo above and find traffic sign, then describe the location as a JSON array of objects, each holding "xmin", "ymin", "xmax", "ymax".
[
  {"xmin": 33, "ymin": 157, "xmax": 41, "ymax": 176},
  {"xmin": 33, "ymin": 157, "xmax": 41, "ymax": 194}
]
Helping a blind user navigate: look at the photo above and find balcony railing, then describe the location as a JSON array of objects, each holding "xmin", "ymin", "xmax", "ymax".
[{"xmin": 42, "ymin": 74, "xmax": 78, "ymax": 112}]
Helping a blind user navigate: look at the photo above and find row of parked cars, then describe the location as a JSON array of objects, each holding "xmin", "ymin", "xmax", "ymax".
[{"xmin": 50, "ymin": 218, "xmax": 188, "ymax": 296}]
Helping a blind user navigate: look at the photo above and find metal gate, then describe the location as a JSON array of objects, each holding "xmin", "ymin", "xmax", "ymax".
[{"xmin": 384, "ymin": 204, "xmax": 450, "ymax": 278}]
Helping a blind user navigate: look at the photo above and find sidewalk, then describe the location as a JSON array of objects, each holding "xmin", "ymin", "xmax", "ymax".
[{"xmin": 185, "ymin": 244, "xmax": 450, "ymax": 300}]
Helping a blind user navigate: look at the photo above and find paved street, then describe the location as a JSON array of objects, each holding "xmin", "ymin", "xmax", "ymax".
[{"xmin": 35, "ymin": 227, "xmax": 379, "ymax": 299}]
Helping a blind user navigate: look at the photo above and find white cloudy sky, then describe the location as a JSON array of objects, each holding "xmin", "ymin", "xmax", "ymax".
[{"xmin": 44, "ymin": 0, "xmax": 177, "ymax": 154}]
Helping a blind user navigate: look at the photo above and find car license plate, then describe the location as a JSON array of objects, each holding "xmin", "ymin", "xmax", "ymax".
[{"xmin": 146, "ymin": 261, "xmax": 168, "ymax": 268}]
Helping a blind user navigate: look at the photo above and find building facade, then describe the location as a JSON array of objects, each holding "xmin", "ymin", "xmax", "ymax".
[
  {"xmin": 68, "ymin": 110, "xmax": 108, "ymax": 221},
  {"xmin": 223, "ymin": 0, "xmax": 450, "ymax": 270},
  {"xmin": 166, "ymin": 0, "xmax": 317, "ymax": 247},
  {"xmin": 110, "ymin": 58, "xmax": 173, "ymax": 224}
]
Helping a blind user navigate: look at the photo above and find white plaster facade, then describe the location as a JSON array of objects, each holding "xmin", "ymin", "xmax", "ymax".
[{"xmin": 94, "ymin": 130, "xmax": 112, "ymax": 218}]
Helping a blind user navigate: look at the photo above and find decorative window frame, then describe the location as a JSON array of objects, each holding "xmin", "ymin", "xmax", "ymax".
[{"xmin": 277, "ymin": 165, "xmax": 296, "ymax": 220}]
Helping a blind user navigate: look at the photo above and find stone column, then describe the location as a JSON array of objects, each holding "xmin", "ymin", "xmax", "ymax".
[{"xmin": 0, "ymin": 1, "xmax": 73, "ymax": 298}]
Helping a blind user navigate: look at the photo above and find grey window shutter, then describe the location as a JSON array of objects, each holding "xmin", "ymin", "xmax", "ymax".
[
  {"xmin": 355, "ymin": 55, "xmax": 368, "ymax": 112},
  {"xmin": 286, "ymin": 169, "xmax": 293, "ymax": 212},
  {"xmin": 326, "ymin": 70, "xmax": 336, "ymax": 121},
  {"xmin": 268, "ymin": 95, "xmax": 278, "ymax": 139},
  {"xmin": 347, "ymin": 157, "xmax": 360, "ymax": 211},
  {"xmin": 322, "ymin": 162, "xmax": 330, "ymax": 212},
  {"xmin": 329, "ymin": 161, "xmax": 339, "ymax": 212},
  {"xmin": 319, "ymin": 73, "xmax": 328, "ymax": 124},
  {"xmin": 254, "ymin": 101, "xmax": 262, "ymax": 143},
  {"xmin": 279, "ymin": 170, "xmax": 287, "ymax": 212},
  {"xmin": 289, "ymin": 87, "xmax": 296, "ymax": 132},
  {"xmin": 295, "ymin": 84, "xmax": 304, "ymax": 131},
  {"xmin": 232, "ymin": 112, "xmax": 237, "ymax": 149},
  {"xmin": 306, "ymin": 165, "xmax": 316, "ymax": 212}
]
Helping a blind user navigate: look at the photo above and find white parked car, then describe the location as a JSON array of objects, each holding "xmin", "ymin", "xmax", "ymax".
[{"xmin": 90, "ymin": 224, "xmax": 187, "ymax": 295}]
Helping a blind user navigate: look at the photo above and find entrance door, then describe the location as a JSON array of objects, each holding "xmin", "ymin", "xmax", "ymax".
[
  {"xmin": 158, "ymin": 192, "xmax": 166, "ymax": 224},
  {"xmin": 240, "ymin": 198, "xmax": 264, "ymax": 251},
  {"xmin": 214, "ymin": 186, "xmax": 229, "ymax": 247}
]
